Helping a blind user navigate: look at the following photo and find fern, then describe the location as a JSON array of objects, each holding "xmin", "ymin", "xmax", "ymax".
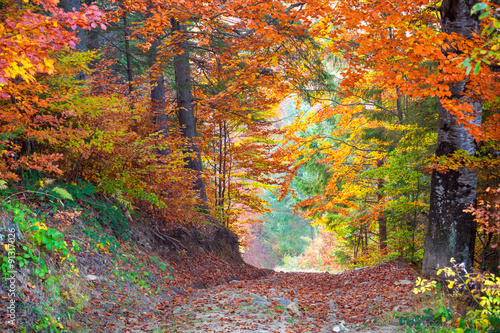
[
  {"xmin": 0, "ymin": 180, "xmax": 8, "ymax": 190},
  {"xmin": 52, "ymin": 187, "xmax": 74, "ymax": 201}
]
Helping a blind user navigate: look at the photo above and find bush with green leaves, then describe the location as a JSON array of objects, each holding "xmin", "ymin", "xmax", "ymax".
[{"xmin": 0, "ymin": 201, "xmax": 75, "ymax": 280}]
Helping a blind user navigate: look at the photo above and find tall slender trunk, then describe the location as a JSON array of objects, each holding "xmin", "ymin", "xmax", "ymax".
[
  {"xmin": 149, "ymin": 37, "xmax": 168, "ymax": 155},
  {"xmin": 218, "ymin": 121, "xmax": 224, "ymax": 208},
  {"xmin": 171, "ymin": 17, "xmax": 208, "ymax": 203},
  {"xmin": 222, "ymin": 121, "xmax": 228, "ymax": 225},
  {"xmin": 123, "ymin": 12, "xmax": 134, "ymax": 94},
  {"xmin": 377, "ymin": 176, "xmax": 387, "ymax": 251},
  {"xmin": 144, "ymin": 3, "xmax": 168, "ymax": 156},
  {"xmin": 422, "ymin": 0, "xmax": 481, "ymax": 276}
]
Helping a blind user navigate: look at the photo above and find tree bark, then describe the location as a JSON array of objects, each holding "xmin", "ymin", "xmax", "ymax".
[
  {"xmin": 123, "ymin": 12, "xmax": 134, "ymax": 94},
  {"xmin": 377, "ymin": 177, "xmax": 387, "ymax": 251},
  {"xmin": 62, "ymin": 0, "xmax": 86, "ymax": 52},
  {"xmin": 422, "ymin": 0, "xmax": 481, "ymax": 276},
  {"xmin": 85, "ymin": 0, "xmax": 99, "ymax": 51},
  {"xmin": 171, "ymin": 18, "xmax": 208, "ymax": 203},
  {"xmin": 149, "ymin": 38, "xmax": 169, "ymax": 156}
]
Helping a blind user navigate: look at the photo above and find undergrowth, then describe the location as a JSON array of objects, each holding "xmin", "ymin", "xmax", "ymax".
[
  {"xmin": 0, "ymin": 173, "xmax": 175, "ymax": 332},
  {"xmin": 411, "ymin": 259, "xmax": 500, "ymax": 333}
]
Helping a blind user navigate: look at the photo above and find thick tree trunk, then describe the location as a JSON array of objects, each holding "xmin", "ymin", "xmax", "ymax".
[
  {"xmin": 171, "ymin": 18, "xmax": 208, "ymax": 203},
  {"xmin": 422, "ymin": 0, "xmax": 481, "ymax": 276}
]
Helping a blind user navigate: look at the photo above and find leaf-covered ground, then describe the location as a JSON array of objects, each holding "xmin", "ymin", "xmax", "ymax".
[
  {"xmin": 1, "ymin": 211, "xmax": 421, "ymax": 333},
  {"xmin": 160, "ymin": 262, "xmax": 420, "ymax": 332}
]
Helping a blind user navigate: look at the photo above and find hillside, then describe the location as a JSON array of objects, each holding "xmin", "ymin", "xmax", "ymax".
[{"xmin": 0, "ymin": 186, "xmax": 267, "ymax": 332}]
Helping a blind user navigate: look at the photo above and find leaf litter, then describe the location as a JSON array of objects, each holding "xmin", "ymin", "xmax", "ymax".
[{"xmin": 161, "ymin": 261, "xmax": 419, "ymax": 332}]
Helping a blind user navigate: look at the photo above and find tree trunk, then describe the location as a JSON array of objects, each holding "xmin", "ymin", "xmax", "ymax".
[
  {"xmin": 149, "ymin": 38, "xmax": 169, "ymax": 156},
  {"xmin": 123, "ymin": 12, "xmax": 134, "ymax": 94},
  {"xmin": 377, "ymin": 177, "xmax": 387, "ymax": 251},
  {"xmin": 85, "ymin": 0, "xmax": 99, "ymax": 51},
  {"xmin": 62, "ymin": 0, "xmax": 86, "ymax": 52},
  {"xmin": 422, "ymin": 0, "xmax": 481, "ymax": 276},
  {"xmin": 171, "ymin": 17, "xmax": 208, "ymax": 203}
]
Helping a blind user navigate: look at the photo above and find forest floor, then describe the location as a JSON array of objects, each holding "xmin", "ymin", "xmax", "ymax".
[
  {"xmin": 1, "ymin": 208, "xmax": 429, "ymax": 333},
  {"xmin": 159, "ymin": 262, "xmax": 420, "ymax": 333},
  {"xmin": 69, "ymin": 260, "xmax": 423, "ymax": 332}
]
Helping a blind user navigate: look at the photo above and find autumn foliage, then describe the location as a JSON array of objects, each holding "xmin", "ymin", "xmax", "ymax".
[{"xmin": 1, "ymin": 0, "xmax": 500, "ymax": 272}]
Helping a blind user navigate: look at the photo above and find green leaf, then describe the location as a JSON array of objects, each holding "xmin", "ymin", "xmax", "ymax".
[
  {"xmin": 52, "ymin": 187, "xmax": 74, "ymax": 200},
  {"xmin": 474, "ymin": 62, "xmax": 481, "ymax": 74},
  {"xmin": 471, "ymin": 3, "xmax": 489, "ymax": 14},
  {"xmin": 478, "ymin": 12, "xmax": 490, "ymax": 20},
  {"xmin": 488, "ymin": 316, "xmax": 500, "ymax": 327}
]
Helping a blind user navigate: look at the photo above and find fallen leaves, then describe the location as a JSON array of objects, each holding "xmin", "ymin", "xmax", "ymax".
[{"xmin": 162, "ymin": 261, "xmax": 418, "ymax": 332}]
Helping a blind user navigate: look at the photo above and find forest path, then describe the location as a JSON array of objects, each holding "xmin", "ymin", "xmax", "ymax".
[{"xmin": 161, "ymin": 262, "xmax": 419, "ymax": 332}]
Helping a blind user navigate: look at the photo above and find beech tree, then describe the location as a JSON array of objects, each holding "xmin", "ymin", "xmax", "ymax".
[{"xmin": 422, "ymin": 0, "xmax": 482, "ymax": 276}]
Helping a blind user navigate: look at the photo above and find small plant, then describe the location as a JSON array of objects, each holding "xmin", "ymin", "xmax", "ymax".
[
  {"xmin": 397, "ymin": 307, "xmax": 453, "ymax": 332},
  {"xmin": 31, "ymin": 222, "xmax": 72, "ymax": 261},
  {"xmin": 413, "ymin": 258, "xmax": 500, "ymax": 332},
  {"xmin": 151, "ymin": 256, "xmax": 170, "ymax": 272},
  {"xmin": 0, "ymin": 201, "xmax": 75, "ymax": 280},
  {"xmin": 32, "ymin": 312, "xmax": 65, "ymax": 332}
]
